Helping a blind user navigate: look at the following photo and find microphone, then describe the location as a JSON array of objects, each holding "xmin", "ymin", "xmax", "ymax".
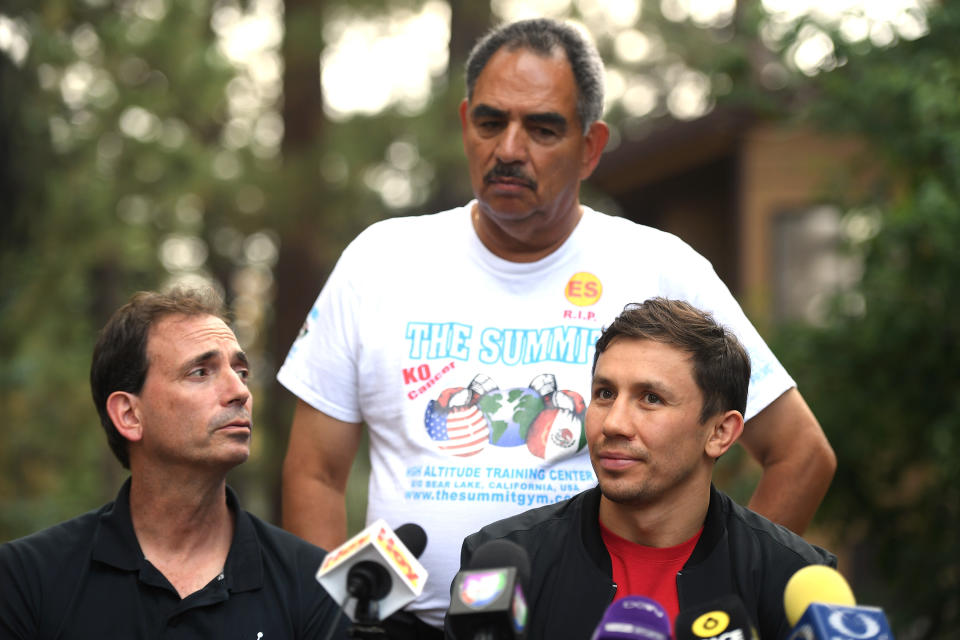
[
  {"xmin": 674, "ymin": 594, "xmax": 758, "ymax": 640},
  {"xmin": 784, "ymin": 565, "xmax": 894, "ymax": 640},
  {"xmin": 591, "ymin": 596, "xmax": 671, "ymax": 640},
  {"xmin": 446, "ymin": 538, "xmax": 531, "ymax": 639},
  {"xmin": 316, "ymin": 519, "xmax": 428, "ymax": 623}
]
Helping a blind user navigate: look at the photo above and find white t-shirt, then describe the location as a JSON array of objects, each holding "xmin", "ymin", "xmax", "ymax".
[{"xmin": 277, "ymin": 203, "xmax": 794, "ymax": 627}]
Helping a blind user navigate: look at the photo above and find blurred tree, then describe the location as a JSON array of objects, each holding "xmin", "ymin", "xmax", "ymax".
[
  {"xmin": 772, "ymin": 3, "xmax": 960, "ymax": 638},
  {"xmin": 0, "ymin": 0, "xmax": 279, "ymax": 538}
]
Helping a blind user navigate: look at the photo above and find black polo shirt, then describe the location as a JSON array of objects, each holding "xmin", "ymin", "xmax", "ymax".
[{"xmin": 0, "ymin": 478, "xmax": 349, "ymax": 639}]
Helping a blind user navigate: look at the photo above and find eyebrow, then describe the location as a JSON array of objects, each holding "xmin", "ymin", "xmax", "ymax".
[
  {"xmin": 470, "ymin": 104, "xmax": 569, "ymax": 132},
  {"xmin": 183, "ymin": 349, "xmax": 249, "ymax": 371},
  {"xmin": 591, "ymin": 374, "xmax": 671, "ymax": 397},
  {"xmin": 526, "ymin": 112, "xmax": 568, "ymax": 132},
  {"xmin": 470, "ymin": 104, "xmax": 507, "ymax": 120}
]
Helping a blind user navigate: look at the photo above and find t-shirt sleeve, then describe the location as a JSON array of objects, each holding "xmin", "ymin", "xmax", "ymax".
[
  {"xmin": 276, "ymin": 237, "xmax": 366, "ymax": 425},
  {"xmin": 657, "ymin": 239, "xmax": 796, "ymax": 420}
]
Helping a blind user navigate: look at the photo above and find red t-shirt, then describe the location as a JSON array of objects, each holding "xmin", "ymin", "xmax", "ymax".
[{"xmin": 599, "ymin": 519, "xmax": 703, "ymax": 623}]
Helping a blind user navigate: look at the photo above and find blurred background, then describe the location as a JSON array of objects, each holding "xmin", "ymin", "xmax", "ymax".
[{"xmin": 1, "ymin": 0, "xmax": 957, "ymax": 637}]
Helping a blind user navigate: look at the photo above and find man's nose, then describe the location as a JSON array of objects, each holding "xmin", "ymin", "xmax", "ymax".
[
  {"xmin": 223, "ymin": 369, "xmax": 251, "ymax": 407},
  {"xmin": 601, "ymin": 398, "xmax": 634, "ymax": 439},
  {"xmin": 495, "ymin": 122, "xmax": 528, "ymax": 164}
]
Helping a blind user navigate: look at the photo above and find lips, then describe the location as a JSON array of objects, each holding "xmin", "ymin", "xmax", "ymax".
[
  {"xmin": 214, "ymin": 411, "xmax": 252, "ymax": 433},
  {"xmin": 487, "ymin": 176, "xmax": 534, "ymax": 188},
  {"xmin": 594, "ymin": 446, "xmax": 645, "ymax": 471}
]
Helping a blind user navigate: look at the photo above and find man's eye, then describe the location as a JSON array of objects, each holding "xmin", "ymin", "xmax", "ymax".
[
  {"xmin": 643, "ymin": 392, "xmax": 662, "ymax": 404},
  {"xmin": 594, "ymin": 388, "xmax": 613, "ymax": 400},
  {"xmin": 188, "ymin": 368, "xmax": 208, "ymax": 377},
  {"xmin": 236, "ymin": 369, "xmax": 250, "ymax": 381}
]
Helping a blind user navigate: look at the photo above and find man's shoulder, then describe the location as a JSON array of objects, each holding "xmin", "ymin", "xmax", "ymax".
[
  {"xmin": 241, "ymin": 510, "xmax": 326, "ymax": 563},
  {"xmin": 0, "ymin": 504, "xmax": 107, "ymax": 608},
  {"xmin": 581, "ymin": 207, "xmax": 705, "ymax": 255},
  {"xmin": 465, "ymin": 490, "xmax": 589, "ymax": 552},
  {"xmin": 718, "ymin": 490, "xmax": 836, "ymax": 566},
  {"xmin": 352, "ymin": 206, "xmax": 470, "ymax": 243},
  {"xmin": 1, "ymin": 505, "xmax": 105, "ymax": 565}
]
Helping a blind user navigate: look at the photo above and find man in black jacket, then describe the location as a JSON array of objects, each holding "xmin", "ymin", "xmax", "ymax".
[{"xmin": 450, "ymin": 298, "xmax": 835, "ymax": 639}]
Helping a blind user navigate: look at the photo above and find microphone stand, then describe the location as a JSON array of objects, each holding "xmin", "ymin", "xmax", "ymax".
[{"xmin": 348, "ymin": 597, "xmax": 390, "ymax": 639}]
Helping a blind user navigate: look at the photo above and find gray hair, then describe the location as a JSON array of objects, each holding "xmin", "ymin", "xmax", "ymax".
[{"xmin": 465, "ymin": 18, "xmax": 605, "ymax": 132}]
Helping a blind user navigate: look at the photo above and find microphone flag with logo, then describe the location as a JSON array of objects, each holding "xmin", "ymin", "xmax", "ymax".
[
  {"xmin": 675, "ymin": 594, "xmax": 759, "ymax": 640},
  {"xmin": 591, "ymin": 596, "xmax": 671, "ymax": 640},
  {"xmin": 446, "ymin": 538, "xmax": 530, "ymax": 640},
  {"xmin": 784, "ymin": 565, "xmax": 894, "ymax": 640},
  {"xmin": 315, "ymin": 519, "xmax": 428, "ymax": 622}
]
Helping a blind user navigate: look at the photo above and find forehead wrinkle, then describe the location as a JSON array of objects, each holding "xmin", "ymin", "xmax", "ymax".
[
  {"xmin": 594, "ymin": 342, "xmax": 691, "ymax": 397},
  {"xmin": 147, "ymin": 315, "xmax": 239, "ymax": 368},
  {"xmin": 473, "ymin": 48, "xmax": 577, "ymax": 115},
  {"xmin": 182, "ymin": 349, "xmax": 221, "ymax": 370}
]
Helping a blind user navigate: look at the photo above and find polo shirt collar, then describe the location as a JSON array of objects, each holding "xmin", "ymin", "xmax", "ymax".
[
  {"xmin": 91, "ymin": 477, "xmax": 264, "ymax": 593},
  {"xmin": 223, "ymin": 486, "xmax": 263, "ymax": 593},
  {"xmin": 91, "ymin": 477, "xmax": 142, "ymax": 571}
]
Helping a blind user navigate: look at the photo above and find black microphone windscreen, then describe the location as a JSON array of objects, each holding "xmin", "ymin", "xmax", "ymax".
[
  {"xmin": 394, "ymin": 523, "xmax": 428, "ymax": 558},
  {"xmin": 466, "ymin": 538, "xmax": 531, "ymax": 590},
  {"xmin": 347, "ymin": 561, "xmax": 392, "ymax": 600}
]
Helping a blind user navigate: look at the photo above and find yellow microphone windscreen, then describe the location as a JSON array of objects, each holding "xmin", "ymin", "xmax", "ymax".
[{"xmin": 783, "ymin": 565, "xmax": 856, "ymax": 626}]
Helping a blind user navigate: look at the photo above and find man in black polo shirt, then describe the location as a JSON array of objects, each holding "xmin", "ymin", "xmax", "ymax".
[{"xmin": 0, "ymin": 288, "xmax": 348, "ymax": 639}]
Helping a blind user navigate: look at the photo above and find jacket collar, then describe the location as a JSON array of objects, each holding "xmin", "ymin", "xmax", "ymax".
[
  {"xmin": 687, "ymin": 484, "xmax": 725, "ymax": 566},
  {"xmin": 575, "ymin": 484, "xmax": 729, "ymax": 576},
  {"xmin": 91, "ymin": 477, "xmax": 263, "ymax": 593},
  {"xmin": 577, "ymin": 485, "xmax": 612, "ymax": 574},
  {"xmin": 677, "ymin": 484, "xmax": 736, "ymax": 605}
]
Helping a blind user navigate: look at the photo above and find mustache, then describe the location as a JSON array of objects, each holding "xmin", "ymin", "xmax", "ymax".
[
  {"xmin": 593, "ymin": 438, "xmax": 647, "ymax": 461},
  {"xmin": 212, "ymin": 408, "xmax": 252, "ymax": 431},
  {"xmin": 483, "ymin": 162, "xmax": 537, "ymax": 190}
]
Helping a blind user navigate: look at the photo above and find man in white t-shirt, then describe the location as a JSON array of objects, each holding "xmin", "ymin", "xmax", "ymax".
[{"xmin": 277, "ymin": 17, "xmax": 836, "ymax": 638}]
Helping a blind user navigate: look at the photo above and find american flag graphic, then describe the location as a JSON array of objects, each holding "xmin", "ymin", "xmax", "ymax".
[{"xmin": 425, "ymin": 401, "xmax": 490, "ymax": 457}]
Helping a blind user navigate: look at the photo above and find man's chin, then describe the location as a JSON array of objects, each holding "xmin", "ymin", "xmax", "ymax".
[
  {"xmin": 216, "ymin": 443, "xmax": 251, "ymax": 467},
  {"xmin": 477, "ymin": 197, "xmax": 538, "ymax": 221},
  {"xmin": 598, "ymin": 479, "xmax": 648, "ymax": 506}
]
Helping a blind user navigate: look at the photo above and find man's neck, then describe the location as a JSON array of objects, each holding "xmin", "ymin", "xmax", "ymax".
[
  {"xmin": 471, "ymin": 201, "xmax": 583, "ymax": 263},
  {"xmin": 598, "ymin": 485, "xmax": 710, "ymax": 548},
  {"xmin": 128, "ymin": 467, "xmax": 235, "ymax": 598}
]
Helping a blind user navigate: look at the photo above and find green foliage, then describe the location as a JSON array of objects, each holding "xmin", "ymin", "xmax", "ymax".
[
  {"xmin": 0, "ymin": 0, "xmax": 272, "ymax": 539},
  {"xmin": 774, "ymin": 5, "xmax": 960, "ymax": 637}
]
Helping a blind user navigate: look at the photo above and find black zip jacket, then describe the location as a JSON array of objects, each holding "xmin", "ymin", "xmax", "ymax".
[{"xmin": 449, "ymin": 485, "xmax": 836, "ymax": 640}]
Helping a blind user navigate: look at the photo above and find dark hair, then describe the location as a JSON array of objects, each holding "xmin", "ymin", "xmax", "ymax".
[
  {"xmin": 465, "ymin": 18, "xmax": 605, "ymax": 132},
  {"xmin": 90, "ymin": 287, "xmax": 228, "ymax": 468},
  {"xmin": 592, "ymin": 298, "xmax": 751, "ymax": 423}
]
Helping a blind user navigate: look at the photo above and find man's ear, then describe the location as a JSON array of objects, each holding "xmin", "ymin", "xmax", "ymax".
[
  {"xmin": 579, "ymin": 120, "xmax": 610, "ymax": 180},
  {"xmin": 459, "ymin": 98, "xmax": 470, "ymax": 134},
  {"xmin": 106, "ymin": 391, "xmax": 144, "ymax": 443},
  {"xmin": 705, "ymin": 410, "xmax": 744, "ymax": 460}
]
